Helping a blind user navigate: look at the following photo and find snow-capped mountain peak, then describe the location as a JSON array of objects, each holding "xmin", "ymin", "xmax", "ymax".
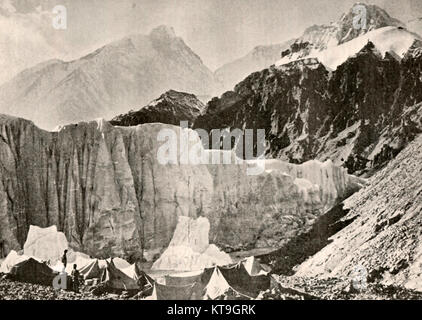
[
  {"xmin": 276, "ymin": 27, "xmax": 421, "ymax": 71},
  {"xmin": 278, "ymin": 3, "xmax": 405, "ymax": 66},
  {"xmin": 0, "ymin": 25, "xmax": 221, "ymax": 130},
  {"xmin": 337, "ymin": 3, "xmax": 404, "ymax": 44}
]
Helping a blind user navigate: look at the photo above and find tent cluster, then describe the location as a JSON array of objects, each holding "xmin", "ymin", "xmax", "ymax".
[
  {"xmin": 147, "ymin": 256, "xmax": 272, "ymax": 300},
  {"xmin": 0, "ymin": 251, "xmax": 153, "ymax": 293},
  {"xmin": 0, "ymin": 225, "xmax": 149, "ymax": 293},
  {"xmin": 0, "ymin": 225, "xmax": 273, "ymax": 299},
  {"xmin": 0, "ymin": 248, "xmax": 272, "ymax": 299}
]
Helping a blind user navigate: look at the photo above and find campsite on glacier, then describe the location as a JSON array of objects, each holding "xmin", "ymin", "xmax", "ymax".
[{"xmin": 0, "ymin": 0, "xmax": 422, "ymax": 302}]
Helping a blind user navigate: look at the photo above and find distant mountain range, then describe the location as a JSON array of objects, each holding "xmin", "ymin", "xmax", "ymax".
[
  {"xmin": 214, "ymin": 41, "xmax": 294, "ymax": 92},
  {"xmin": 107, "ymin": 4, "xmax": 422, "ymax": 177},
  {"xmin": 0, "ymin": 25, "xmax": 222, "ymax": 130}
]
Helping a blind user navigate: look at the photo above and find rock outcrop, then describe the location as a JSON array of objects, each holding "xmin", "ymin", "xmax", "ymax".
[
  {"xmin": 295, "ymin": 134, "xmax": 422, "ymax": 292},
  {"xmin": 110, "ymin": 90, "xmax": 206, "ymax": 128},
  {"xmin": 0, "ymin": 115, "xmax": 363, "ymax": 259}
]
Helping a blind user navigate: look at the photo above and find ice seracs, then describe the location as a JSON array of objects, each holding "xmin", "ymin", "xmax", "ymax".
[
  {"xmin": 152, "ymin": 216, "xmax": 232, "ymax": 271},
  {"xmin": 23, "ymin": 225, "xmax": 68, "ymax": 263},
  {"xmin": 0, "ymin": 117, "xmax": 364, "ymax": 258}
]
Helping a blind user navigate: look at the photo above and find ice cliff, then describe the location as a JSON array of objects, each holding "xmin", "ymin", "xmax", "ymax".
[{"xmin": 0, "ymin": 115, "xmax": 364, "ymax": 259}]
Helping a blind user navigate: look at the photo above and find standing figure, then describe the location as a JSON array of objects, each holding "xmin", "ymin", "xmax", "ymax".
[
  {"xmin": 0, "ymin": 240, "xmax": 4, "ymax": 258},
  {"xmin": 61, "ymin": 249, "xmax": 68, "ymax": 269},
  {"xmin": 71, "ymin": 264, "xmax": 81, "ymax": 293}
]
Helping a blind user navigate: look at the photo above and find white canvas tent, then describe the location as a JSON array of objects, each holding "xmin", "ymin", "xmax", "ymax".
[
  {"xmin": 107, "ymin": 257, "xmax": 130, "ymax": 270},
  {"xmin": 204, "ymin": 267, "xmax": 231, "ymax": 300},
  {"xmin": 0, "ymin": 250, "xmax": 31, "ymax": 273},
  {"xmin": 242, "ymin": 256, "xmax": 268, "ymax": 276},
  {"xmin": 78, "ymin": 259, "xmax": 104, "ymax": 280}
]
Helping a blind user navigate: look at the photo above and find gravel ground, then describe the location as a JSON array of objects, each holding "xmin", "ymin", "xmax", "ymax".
[
  {"xmin": 270, "ymin": 275, "xmax": 422, "ymax": 300},
  {"xmin": 0, "ymin": 277, "xmax": 140, "ymax": 300},
  {"xmin": 2, "ymin": 274, "xmax": 421, "ymax": 300}
]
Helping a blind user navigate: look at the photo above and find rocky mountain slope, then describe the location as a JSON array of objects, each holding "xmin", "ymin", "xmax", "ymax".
[
  {"xmin": 110, "ymin": 90, "xmax": 205, "ymax": 128},
  {"xmin": 195, "ymin": 27, "xmax": 422, "ymax": 175},
  {"xmin": 294, "ymin": 133, "xmax": 422, "ymax": 292},
  {"xmin": 214, "ymin": 41, "xmax": 293, "ymax": 92},
  {"xmin": 0, "ymin": 25, "xmax": 221, "ymax": 130},
  {"xmin": 0, "ymin": 115, "xmax": 363, "ymax": 260},
  {"xmin": 214, "ymin": 3, "xmax": 401, "ymax": 94}
]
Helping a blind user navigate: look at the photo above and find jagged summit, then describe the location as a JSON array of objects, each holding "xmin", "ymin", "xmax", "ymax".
[
  {"xmin": 278, "ymin": 3, "xmax": 405, "ymax": 67},
  {"xmin": 110, "ymin": 90, "xmax": 206, "ymax": 127},
  {"xmin": 277, "ymin": 26, "xmax": 420, "ymax": 71},
  {"xmin": 338, "ymin": 3, "xmax": 404, "ymax": 43}
]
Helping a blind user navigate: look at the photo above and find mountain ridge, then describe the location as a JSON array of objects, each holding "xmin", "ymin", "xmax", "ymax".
[
  {"xmin": 214, "ymin": 3, "xmax": 405, "ymax": 93},
  {"xmin": 214, "ymin": 40, "xmax": 294, "ymax": 92},
  {"xmin": 195, "ymin": 29, "xmax": 422, "ymax": 175},
  {"xmin": 0, "ymin": 25, "xmax": 222, "ymax": 130}
]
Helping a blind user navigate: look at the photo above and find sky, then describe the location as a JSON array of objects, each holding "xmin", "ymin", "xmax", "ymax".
[{"xmin": 2, "ymin": 0, "xmax": 422, "ymax": 71}]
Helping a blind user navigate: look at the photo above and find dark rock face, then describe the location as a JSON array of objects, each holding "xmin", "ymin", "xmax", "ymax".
[
  {"xmin": 110, "ymin": 90, "xmax": 205, "ymax": 128},
  {"xmin": 195, "ymin": 42, "xmax": 422, "ymax": 175}
]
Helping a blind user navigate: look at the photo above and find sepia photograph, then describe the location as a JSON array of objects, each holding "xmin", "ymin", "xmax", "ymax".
[{"xmin": 0, "ymin": 0, "xmax": 421, "ymax": 308}]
